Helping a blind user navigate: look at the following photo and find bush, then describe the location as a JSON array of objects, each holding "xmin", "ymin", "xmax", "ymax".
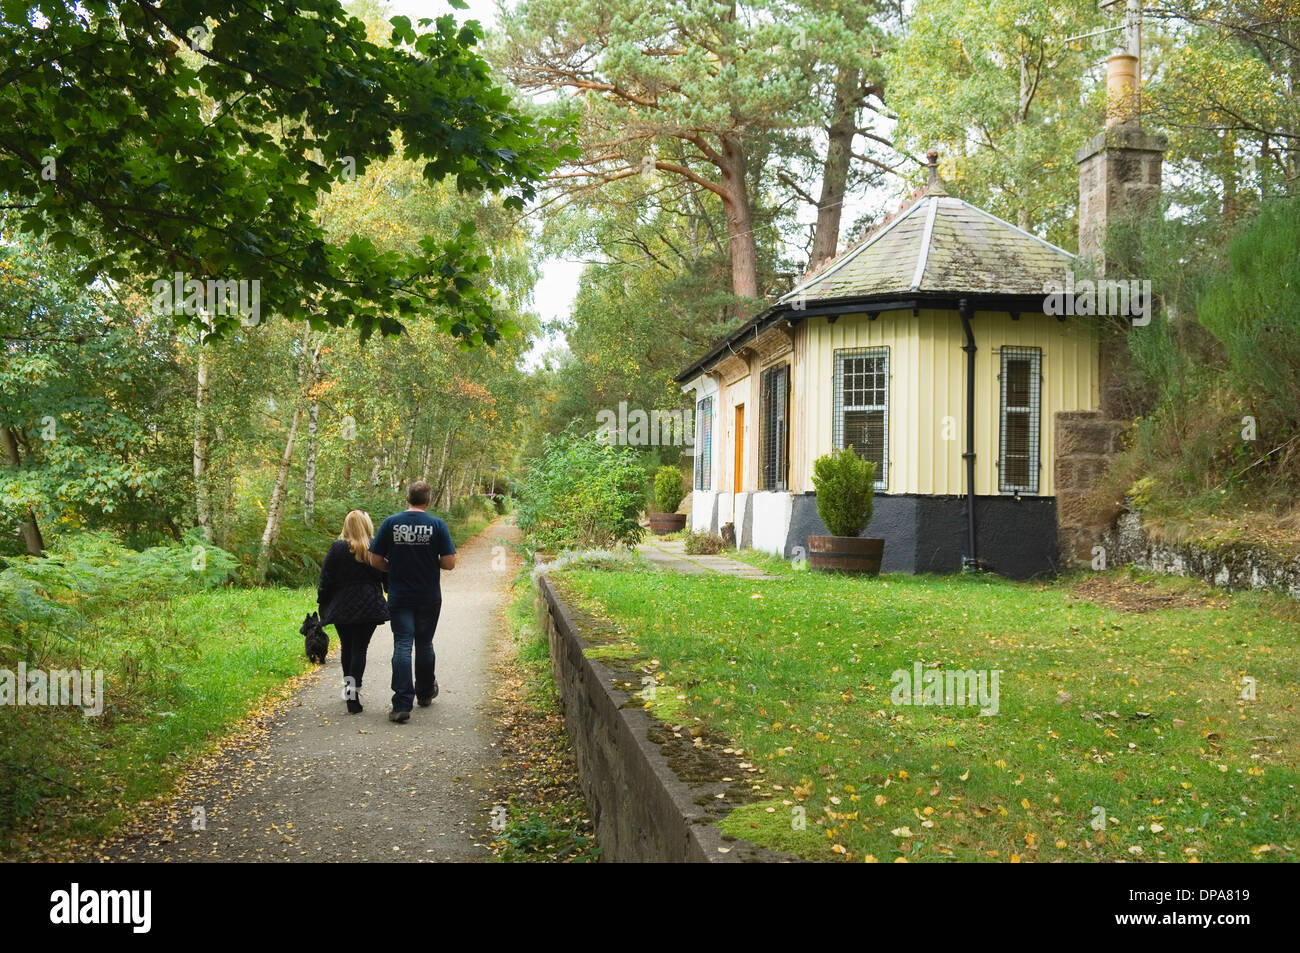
[
  {"xmin": 0, "ymin": 530, "xmax": 238, "ymax": 669},
  {"xmin": 653, "ymin": 465, "xmax": 686, "ymax": 514},
  {"xmin": 515, "ymin": 431, "xmax": 646, "ymax": 550},
  {"xmin": 811, "ymin": 448, "xmax": 876, "ymax": 538},
  {"xmin": 449, "ymin": 494, "xmax": 498, "ymax": 526},
  {"xmin": 222, "ymin": 491, "xmax": 406, "ymax": 587},
  {"xmin": 529, "ymin": 547, "xmax": 649, "ymax": 583},
  {"xmin": 683, "ymin": 530, "xmax": 725, "ymax": 555},
  {"xmin": 223, "ymin": 491, "xmax": 495, "ymax": 588},
  {"xmin": 1199, "ymin": 197, "xmax": 1300, "ymax": 433},
  {"xmin": 1092, "ymin": 198, "xmax": 1300, "ymax": 536}
]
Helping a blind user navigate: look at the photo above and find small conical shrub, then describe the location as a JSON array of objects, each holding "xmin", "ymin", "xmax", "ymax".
[
  {"xmin": 811, "ymin": 448, "xmax": 876, "ymax": 538},
  {"xmin": 653, "ymin": 465, "xmax": 686, "ymax": 514}
]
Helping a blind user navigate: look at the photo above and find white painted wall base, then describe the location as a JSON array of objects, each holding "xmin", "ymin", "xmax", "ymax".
[
  {"xmin": 689, "ymin": 491, "xmax": 716, "ymax": 532},
  {"xmin": 716, "ymin": 492, "xmax": 735, "ymax": 529},
  {"xmin": 733, "ymin": 492, "xmax": 751, "ymax": 548},
  {"xmin": 691, "ymin": 489, "xmax": 792, "ymax": 555},
  {"xmin": 751, "ymin": 491, "xmax": 794, "ymax": 556}
]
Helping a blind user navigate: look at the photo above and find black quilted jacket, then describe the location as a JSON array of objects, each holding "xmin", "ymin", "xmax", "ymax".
[{"xmin": 317, "ymin": 540, "xmax": 390, "ymax": 626}]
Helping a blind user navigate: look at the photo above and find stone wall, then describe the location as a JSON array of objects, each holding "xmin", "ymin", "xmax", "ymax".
[
  {"xmin": 1054, "ymin": 412, "xmax": 1300, "ymax": 598},
  {"xmin": 1055, "ymin": 410, "xmax": 1126, "ymax": 569},
  {"xmin": 536, "ymin": 574, "xmax": 796, "ymax": 863},
  {"xmin": 1103, "ymin": 511, "xmax": 1300, "ymax": 600}
]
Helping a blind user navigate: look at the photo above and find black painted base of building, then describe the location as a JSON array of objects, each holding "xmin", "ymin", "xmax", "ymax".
[{"xmin": 786, "ymin": 492, "xmax": 1059, "ymax": 580}]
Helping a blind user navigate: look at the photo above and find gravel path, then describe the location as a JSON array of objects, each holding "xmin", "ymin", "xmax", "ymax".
[{"xmin": 103, "ymin": 520, "xmax": 516, "ymax": 862}]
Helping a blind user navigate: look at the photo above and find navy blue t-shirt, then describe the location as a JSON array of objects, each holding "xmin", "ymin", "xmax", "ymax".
[{"xmin": 370, "ymin": 510, "xmax": 456, "ymax": 608}]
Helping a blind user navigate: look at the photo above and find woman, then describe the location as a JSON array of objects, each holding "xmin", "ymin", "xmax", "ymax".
[{"xmin": 317, "ymin": 509, "xmax": 390, "ymax": 714}]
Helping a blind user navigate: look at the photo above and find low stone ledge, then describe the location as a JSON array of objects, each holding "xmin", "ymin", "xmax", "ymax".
[
  {"xmin": 1103, "ymin": 511, "xmax": 1300, "ymax": 599},
  {"xmin": 537, "ymin": 573, "xmax": 797, "ymax": 863}
]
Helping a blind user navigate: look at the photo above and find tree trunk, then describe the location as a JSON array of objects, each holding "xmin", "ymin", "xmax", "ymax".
[
  {"xmin": 1222, "ymin": 132, "xmax": 1240, "ymax": 226},
  {"xmin": 719, "ymin": 132, "xmax": 759, "ymax": 299},
  {"xmin": 810, "ymin": 69, "xmax": 860, "ymax": 269},
  {"xmin": 256, "ymin": 409, "xmax": 301, "ymax": 582},
  {"xmin": 303, "ymin": 345, "xmax": 321, "ymax": 525},
  {"xmin": 385, "ymin": 446, "xmax": 398, "ymax": 491},
  {"xmin": 193, "ymin": 346, "xmax": 212, "ymax": 542},
  {"xmin": 419, "ymin": 412, "xmax": 438, "ymax": 482},
  {"xmin": 398, "ymin": 414, "xmax": 417, "ymax": 492},
  {"xmin": 304, "ymin": 398, "xmax": 318, "ymax": 524},
  {"xmin": 1016, "ymin": 55, "xmax": 1033, "ymax": 232},
  {"xmin": 0, "ymin": 425, "xmax": 43, "ymax": 555},
  {"xmin": 433, "ymin": 429, "xmax": 457, "ymax": 505}
]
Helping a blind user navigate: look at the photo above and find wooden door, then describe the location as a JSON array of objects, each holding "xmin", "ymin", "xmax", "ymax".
[{"xmin": 733, "ymin": 404, "xmax": 745, "ymax": 492}]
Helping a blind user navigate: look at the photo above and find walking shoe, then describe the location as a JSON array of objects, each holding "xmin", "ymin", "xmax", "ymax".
[
  {"xmin": 418, "ymin": 679, "xmax": 439, "ymax": 707},
  {"xmin": 346, "ymin": 697, "xmax": 363, "ymax": 715},
  {"xmin": 388, "ymin": 709, "xmax": 410, "ymax": 724}
]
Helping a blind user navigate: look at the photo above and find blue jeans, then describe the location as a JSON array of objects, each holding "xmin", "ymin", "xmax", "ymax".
[{"xmin": 389, "ymin": 603, "xmax": 441, "ymax": 712}]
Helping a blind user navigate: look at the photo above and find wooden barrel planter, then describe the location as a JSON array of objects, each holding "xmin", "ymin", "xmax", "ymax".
[
  {"xmin": 648, "ymin": 512, "xmax": 687, "ymax": 534},
  {"xmin": 807, "ymin": 536, "xmax": 884, "ymax": 575}
]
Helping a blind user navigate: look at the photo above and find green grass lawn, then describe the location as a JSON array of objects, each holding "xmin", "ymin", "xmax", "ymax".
[
  {"xmin": 552, "ymin": 562, "xmax": 1300, "ymax": 863},
  {"xmin": 1, "ymin": 586, "xmax": 313, "ymax": 857}
]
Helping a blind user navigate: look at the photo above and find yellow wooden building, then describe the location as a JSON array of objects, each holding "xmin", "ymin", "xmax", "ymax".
[{"xmin": 676, "ymin": 176, "xmax": 1100, "ymax": 576}]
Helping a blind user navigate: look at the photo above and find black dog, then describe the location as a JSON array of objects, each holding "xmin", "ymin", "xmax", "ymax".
[{"xmin": 301, "ymin": 612, "xmax": 328, "ymax": 664}]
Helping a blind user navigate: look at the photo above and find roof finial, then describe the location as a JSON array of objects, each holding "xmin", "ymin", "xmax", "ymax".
[{"xmin": 924, "ymin": 149, "xmax": 947, "ymax": 196}]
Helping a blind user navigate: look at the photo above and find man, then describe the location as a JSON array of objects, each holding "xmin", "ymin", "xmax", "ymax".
[{"xmin": 368, "ymin": 480, "xmax": 456, "ymax": 723}]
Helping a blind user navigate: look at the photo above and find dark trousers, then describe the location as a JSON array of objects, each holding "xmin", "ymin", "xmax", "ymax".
[
  {"xmin": 389, "ymin": 603, "xmax": 441, "ymax": 712},
  {"xmin": 336, "ymin": 622, "xmax": 376, "ymax": 696}
]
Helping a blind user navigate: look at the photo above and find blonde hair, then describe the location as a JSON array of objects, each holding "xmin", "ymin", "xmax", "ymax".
[{"xmin": 340, "ymin": 510, "xmax": 375, "ymax": 564}]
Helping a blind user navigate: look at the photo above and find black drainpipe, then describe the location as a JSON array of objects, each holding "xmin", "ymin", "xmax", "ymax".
[{"xmin": 959, "ymin": 299, "xmax": 978, "ymax": 569}]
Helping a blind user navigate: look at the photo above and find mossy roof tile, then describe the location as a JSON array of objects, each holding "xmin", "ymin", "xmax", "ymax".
[{"xmin": 779, "ymin": 193, "xmax": 1075, "ymax": 304}]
